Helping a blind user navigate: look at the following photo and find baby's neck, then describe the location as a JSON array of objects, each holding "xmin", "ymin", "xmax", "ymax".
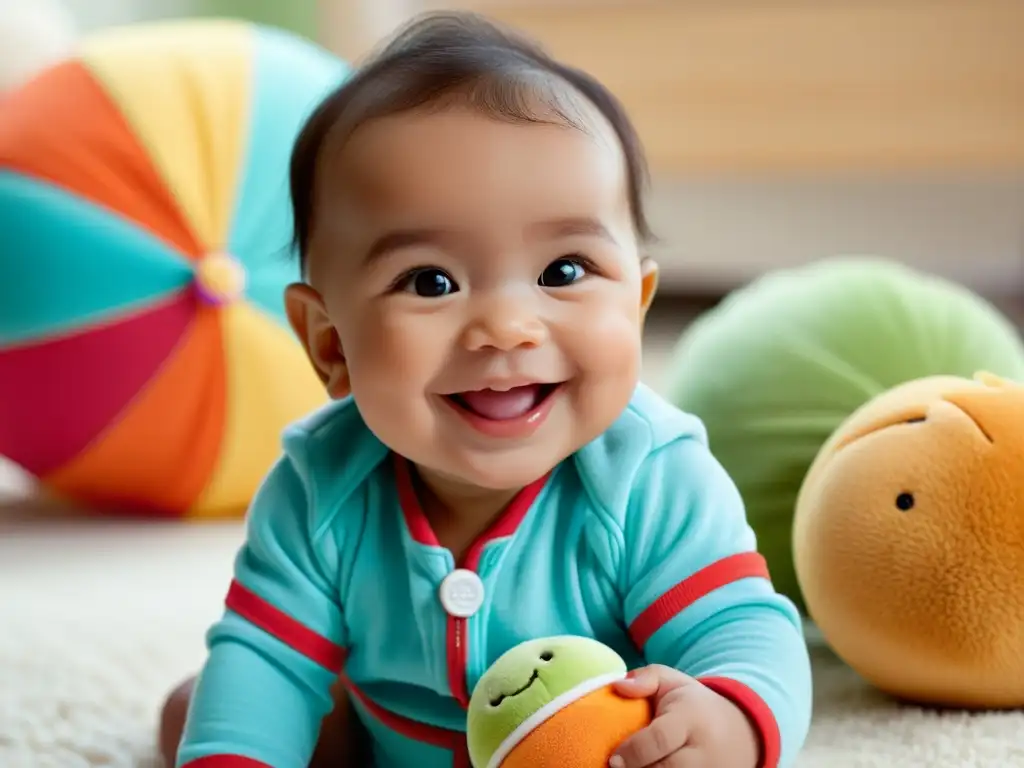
[{"xmin": 412, "ymin": 465, "xmax": 520, "ymax": 563}]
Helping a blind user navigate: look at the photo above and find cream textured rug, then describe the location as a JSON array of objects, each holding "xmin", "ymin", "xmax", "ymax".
[{"xmin": 1, "ymin": 458, "xmax": 1022, "ymax": 768}]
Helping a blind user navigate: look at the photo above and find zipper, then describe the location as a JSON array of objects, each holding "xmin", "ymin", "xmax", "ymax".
[{"xmin": 447, "ymin": 613, "xmax": 471, "ymax": 708}]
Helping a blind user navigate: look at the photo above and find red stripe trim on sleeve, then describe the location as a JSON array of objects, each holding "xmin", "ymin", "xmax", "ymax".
[
  {"xmin": 345, "ymin": 681, "xmax": 472, "ymax": 766},
  {"xmin": 181, "ymin": 757, "xmax": 272, "ymax": 767},
  {"xmin": 699, "ymin": 676, "xmax": 782, "ymax": 768},
  {"xmin": 225, "ymin": 579, "xmax": 346, "ymax": 674},
  {"xmin": 346, "ymin": 682, "xmax": 464, "ymax": 750},
  {"xmin": 628, "ymin": 552, "xmax": 771, "ymax": 648}
]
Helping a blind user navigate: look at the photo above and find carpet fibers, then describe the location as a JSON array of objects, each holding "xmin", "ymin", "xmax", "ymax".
[{"xmin": 1, "ymin": 462, "xmax": 1022, "ymax": 768}]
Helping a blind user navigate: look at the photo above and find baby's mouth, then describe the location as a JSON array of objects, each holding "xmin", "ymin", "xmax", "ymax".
[{"xmin": 446, "ymin": 383, "xmax": 560, "ymax": 421}]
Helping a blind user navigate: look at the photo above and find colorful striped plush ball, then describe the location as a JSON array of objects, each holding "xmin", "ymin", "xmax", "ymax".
[{"xmin": 0, "ymin": 19, "xmax": 346, "ymax": 517}]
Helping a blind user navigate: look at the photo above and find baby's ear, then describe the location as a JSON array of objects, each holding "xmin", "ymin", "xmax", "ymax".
[
  {"xmin": 285, "ymin": 283, "xmax": 351, "ymax": 399},
  {"xmin": 639, "ymin": 257, "xmax": 659, "ymax": 318}
]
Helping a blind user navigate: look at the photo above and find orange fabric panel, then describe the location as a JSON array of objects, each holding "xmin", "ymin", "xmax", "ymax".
[
  {"xmin": 188, "ymin": 301, "xmax": 326, "ymax": 519},
  {"xmin": 500, "ymin": 685, "xmax": 651, "ymax": 768},
  {"xmin": 45, "ymin": 304, "xmax": 226, "ymax": 515},
  {"xmin": 0, "ymin": 60, "xmax": 201, "ymax": 258}
]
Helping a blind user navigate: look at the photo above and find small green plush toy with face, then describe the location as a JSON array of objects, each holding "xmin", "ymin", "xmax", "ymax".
[{"xmin": 467, "ymin": 636, "xmax": 652, "ymax": 768}]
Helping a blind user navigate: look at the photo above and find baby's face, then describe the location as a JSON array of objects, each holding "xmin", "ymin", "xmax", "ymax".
[{"xmin": 292, "ymin": 105, "xmax": 656, "ymax": 490}]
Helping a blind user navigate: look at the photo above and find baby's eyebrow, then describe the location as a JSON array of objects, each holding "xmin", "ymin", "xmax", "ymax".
[
  {"xmin": 361, "ymin": 216, "xmax": 617, "ymax": 266},
  {"xmin": 362, "ymin": 228, "xmax": 454, "ymax": 266},
  {"xmin": 528, "ymin": 216, "xmax": 618, "ymax": 245}
]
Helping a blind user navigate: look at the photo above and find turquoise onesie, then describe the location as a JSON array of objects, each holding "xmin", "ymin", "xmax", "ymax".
[{"xmin": 176, "ymin": 383, "xmax": 812, "ymax": 768}]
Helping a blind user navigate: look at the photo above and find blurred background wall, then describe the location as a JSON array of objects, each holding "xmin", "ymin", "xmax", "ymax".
[{"xmin": 55, "ymin": 0, "xmax": 1024, "ymax": 300}]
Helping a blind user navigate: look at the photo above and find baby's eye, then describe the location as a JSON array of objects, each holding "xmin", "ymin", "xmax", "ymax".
[
  {"xmin": 400, "ymin": 268, "xmax": 459, "ymax": 297},
  {"xmin": 538, "ymin": 257, "xmax": 586, "ymax": 288}
]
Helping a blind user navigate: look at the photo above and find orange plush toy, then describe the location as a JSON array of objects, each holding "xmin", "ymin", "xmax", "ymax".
[
  {"xmin": 794, "ymin": 371, "xmax": 1024, "ymax": 708},
  {"xmin": 467, "ymin": 636, "xmax": 651, "ymax": 768}
]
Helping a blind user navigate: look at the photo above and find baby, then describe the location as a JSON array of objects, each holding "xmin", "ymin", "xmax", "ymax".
[{"xmin": 161, "ymin": 11, "xmax": 812, "ymax": 768}]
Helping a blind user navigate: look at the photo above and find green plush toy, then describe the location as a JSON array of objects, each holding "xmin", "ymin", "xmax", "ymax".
[
  {"xmin": 187, "ymin": 0, "xmax": 317, "ymax": 39},
  {"xmin": 467, "ymin": 636, "xmax": 652, "ymax": 768},
  {"xmin": 665, "ymin": 257, "xmax": 1024, "ymax": 613}
]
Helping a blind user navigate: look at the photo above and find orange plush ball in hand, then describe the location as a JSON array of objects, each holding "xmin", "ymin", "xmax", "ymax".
[{"xmin": 467, "ymin": 636, "xmax": 652, "ymax": 768}]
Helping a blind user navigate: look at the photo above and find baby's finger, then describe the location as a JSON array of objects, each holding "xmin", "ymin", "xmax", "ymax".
[
  {"xmin": 612, "ymin": 673, "xmax": 659, "ymax": 699},
  {"xmin": 612, "ymin": 665, "xmax": 693, "ymax": 700},
  {"xmin": 609, "ymin": 713, "xmax": 689, "ymax": 768}
]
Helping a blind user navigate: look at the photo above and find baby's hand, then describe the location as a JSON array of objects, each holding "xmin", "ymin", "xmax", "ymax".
[{"xmin": 608, "ymin": 664, "xmax": 759, "ymax": 768}]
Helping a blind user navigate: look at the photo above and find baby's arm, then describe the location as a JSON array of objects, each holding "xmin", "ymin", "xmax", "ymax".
[
  {"xmin": 620, "ymin": 437, "xmax": 812, "ymax": 768},
  {"xmin": 175, "ymin": 458, "xmax": 348, "ymax": 768}
]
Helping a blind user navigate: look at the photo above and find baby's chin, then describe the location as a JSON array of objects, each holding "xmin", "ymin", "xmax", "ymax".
[{"xmin": 420, "ymin": 446, "xmax": 573, "ymax": 493}]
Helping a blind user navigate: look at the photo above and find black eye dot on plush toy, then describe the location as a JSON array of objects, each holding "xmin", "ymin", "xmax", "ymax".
[
  {"xmin": 540, "ymin": 651, "xmax": 554, "ymax": 662},
  {"xmin": 896, "ymin": 492, "xmax": 915, "ymax": 511}
]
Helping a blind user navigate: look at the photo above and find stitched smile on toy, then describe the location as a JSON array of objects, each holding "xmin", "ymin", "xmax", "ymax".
[
  {"xmin": 490, "ymin": 669, "xmax": 540, "ymax": 707},
  {"xmin": 488, "ymin": 649, "xmax": 555, "ymax": 707}
]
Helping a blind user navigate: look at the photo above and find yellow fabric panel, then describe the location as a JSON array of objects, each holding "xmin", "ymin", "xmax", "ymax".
[
  {"xmin": 79, "ymin": 20, "xmax": 252, "ymax": 253},
  {"xmin": 189, "ymin": 302, "xmax": 327, "ymax": 518}
]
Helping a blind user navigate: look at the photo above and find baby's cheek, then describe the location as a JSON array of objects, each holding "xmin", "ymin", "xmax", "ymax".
[
  {"xmin": 565, "ymin": 304, "xmax": 642, "ymax": 443},
  {"xmin": 343, "ymin": 342, "xmax": 415, "ymax": 424},
  {"xmin": 346, "ymin": 359, "xmax": 434, "ymax": 459},
  {"xmin": 574, "ymin": 305, "xmax": 643, "ymax": 375},
  {"xmin": 346, "ymin": 315, "xmax": 431, "ymax": 383}
]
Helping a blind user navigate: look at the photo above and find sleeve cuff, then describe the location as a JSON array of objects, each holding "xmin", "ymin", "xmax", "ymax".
[
  {"xmin": 181, "ymin": 756, "xmax": 272, "ymax": 767},
  {"xmin": 698, "ymin": 676, "xmax": 782, "ymax": 768}
]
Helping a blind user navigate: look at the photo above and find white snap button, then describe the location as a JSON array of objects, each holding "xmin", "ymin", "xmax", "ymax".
[{"xmin": 439, "ymin": 568, "xmax": 485, "ymax": 618}]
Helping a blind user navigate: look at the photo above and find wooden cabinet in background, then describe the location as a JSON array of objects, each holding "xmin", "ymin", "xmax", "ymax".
[
  {"xmin": 323, "ymin": 0, "xmax": 1024, "ymax": 175},
  {"xmin": 316, "ymin": 1, "xmax": 1024, "ymax": 295}
]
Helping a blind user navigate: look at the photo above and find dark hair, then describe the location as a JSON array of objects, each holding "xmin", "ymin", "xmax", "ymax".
[{"xmin": 289, "ymin": 10, "xmax": 653, "ymax": 272}]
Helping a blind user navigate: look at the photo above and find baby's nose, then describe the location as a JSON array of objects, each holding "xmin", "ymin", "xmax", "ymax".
[{"xmin": 462, "ymin": 301, "xmax": 548, "ymax": 351}]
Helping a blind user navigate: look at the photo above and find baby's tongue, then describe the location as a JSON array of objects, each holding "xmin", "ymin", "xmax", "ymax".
[{"xmin": 459, "ymin": 385, "xmax": 539, "ymax": 420}]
